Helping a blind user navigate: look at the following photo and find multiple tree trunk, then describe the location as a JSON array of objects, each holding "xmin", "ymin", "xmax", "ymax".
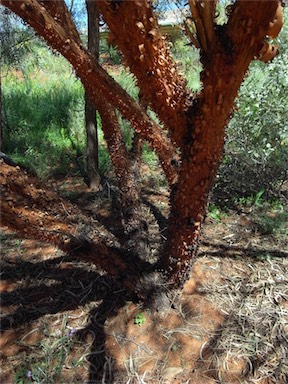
[{"xmin": 0, "ymin": 0, "xmax": 283, "ymax": 294}]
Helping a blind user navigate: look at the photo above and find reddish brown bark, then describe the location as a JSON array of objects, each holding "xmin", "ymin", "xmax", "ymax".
[
  {"xmin": 0, "ymin": 0, "xmax": 177, "ymax": 185},
  {"xmin": 0, "ymin": 0, "xmax": 283, "ymax": 294},
  {"xmin": 160, "ymin": 0, "xmax": 281, "ymax": 285},
  {"xmin": 97, "ymin": 0, "xmax": 192, "ymax": 147},
  {"xmin": 97, "ymin": 101, "xmax": 149, "ymax": 258}
]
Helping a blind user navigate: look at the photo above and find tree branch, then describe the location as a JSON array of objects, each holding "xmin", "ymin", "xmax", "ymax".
[
  {"xmin": 39, "ymin": 0, "xmax": 81, "ymax": 45},
  {"xmin": 0, "ymin": 162, "xmax": 156, "ymax": 295},
  {"xmin": 0, "ymin": 0, "xmax": 178, "ymax": 185},
  {"xmin": 201, "ymin": 0, "xmax": 216, "ymax": 48},
  {"xmin": 188, "ymin": 0, "xmax": 208, "ymax": 52},
  {"xmin": 97, "ymin": 0, "xmax": 192, "ymax": 148}
]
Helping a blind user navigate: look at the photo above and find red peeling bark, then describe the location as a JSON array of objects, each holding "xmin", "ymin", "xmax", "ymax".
[
  {"xmin": 0, "ymin": 0, "xmax": 283, "ymax": 293},
  {"xmin": 0, "ymin": 0, "xmax": 177, "ymax": 185},
  {"xmin": 160, "ymin": 0, "xmax": 280, "ymax": 285},
  {"xmin": 97, "ymin": 0, "xmax": 192, "ymax": 147}
]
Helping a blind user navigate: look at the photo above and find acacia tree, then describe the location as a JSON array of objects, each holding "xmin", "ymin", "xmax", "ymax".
[{"xmin": 0, "ymin": 0, "xmax": 284, "ymax": 301}]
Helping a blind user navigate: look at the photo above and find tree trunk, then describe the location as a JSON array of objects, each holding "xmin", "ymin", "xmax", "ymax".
[
  {"xmin": 85, "ymin": 96, "xmax": 100, "ymax": 190},
  {"xmin": 160, "ymin": 0, "xmax": 280, "ymax": 287},
  {"xmin": 85, "ymin": 0, "xmax": 101, "ymax": 191},
  {"xmin": 0, "ymin": 66, "xmax": 3, "ymax": 151},
  {"xmin": 0, "ymin": 0, "xmax": 282, "ymax": 298},
  {"xmin": 97, "ymin": 101, "xmax": 149, "ymax": 260}
]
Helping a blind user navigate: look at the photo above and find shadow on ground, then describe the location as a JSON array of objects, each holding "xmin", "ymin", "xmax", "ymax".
[{"xmin": 1, "ymin": 224, "xmax": 287, "ymax": 383}]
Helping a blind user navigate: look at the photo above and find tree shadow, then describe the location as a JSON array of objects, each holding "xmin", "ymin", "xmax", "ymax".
[
  {"xmin": 1, "ymin": 205, "xmax": 287, "ymax": 382},
  {"xmin": 83, "ymin": 293, "xmax": 130, "ymax": 383},
  {"xmin": 142, "ymin": 196, "xmax": 168, "ymax": 236},
  {"xmin": 0, "ymin": 250, "xmax": 136, "ymax": 382},
  {"xmin": 199, "ymin": 240, "xmax": 288, "ymax": 259},
  {"xmin": 1, "ymin": 257, "xmax": 112, "ymax": 330}
]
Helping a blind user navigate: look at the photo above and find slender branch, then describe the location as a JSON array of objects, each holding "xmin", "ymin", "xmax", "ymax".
[
  {"xmin": 0, "ymin": 0, "xmax": 178, "ymax": 185},
  {"xmin": 97, "ymin": 0, "xmax": 192, "ymax": 148},
  {"xmin": 189, "ymin": 0, "xmax": 208, "ymax": 52},
  {"xmin": 183, "ymin": 18, "xmax": 200, "ymax": 48},
  {"xmin": 201, "ymin": 0, "xmax": 216, "ymax": 48},
  {"xmin": 39, "ymin": 0, "xmax": 81, "ymax": 44}
]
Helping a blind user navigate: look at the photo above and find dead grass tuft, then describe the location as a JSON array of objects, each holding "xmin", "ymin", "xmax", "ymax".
[{"xmin": 1, "ymin": 187, "xmax": 287, "ymax": 383}]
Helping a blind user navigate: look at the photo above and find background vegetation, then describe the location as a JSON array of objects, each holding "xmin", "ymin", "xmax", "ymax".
[
  {"xmin": 0, "ymin": 5, "xmax": 287, "ymax": 383},
  {"xmin": 1, "ymin": 9, "xmax": 287, "ymax": 203}
]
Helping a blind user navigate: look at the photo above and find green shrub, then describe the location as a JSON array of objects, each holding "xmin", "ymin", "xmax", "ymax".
[
  {"xmin": 2, "ymin": 47, "xmax": 88, "ymax": 178},
  {"xmin": 213, "ymin": 13, "xmax": 288, "ymax": 205},
  {"xmin": 171, "ymin": 37, "xmax": 202, "ymax": 91}
]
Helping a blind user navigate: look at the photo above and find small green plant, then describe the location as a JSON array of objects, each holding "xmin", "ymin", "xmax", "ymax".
[
  {"xmin": 254, "ymin": 189, "xmax": 265, "ymax": 207},
  {"xmin": 254, "ymin": 211, "xmax": 288, "ymax": 236},
  {"xmin": 234, "ymin": 189, "xmax": 266, "ymax": 208},
  {"xmin": 208, "ymin": 204, "xmax": 223, "ymax": 222},
  {"xmin": 171, "ymin": 343, "xmax": 180, "ymax": 352},
  {"xmin": 256, "ymin": 253, "xmax": 271, "ymax": 261},
  {"xmin": 134, "ymin": 312, "xmax": 146, "ymax": 326},
  {"xmin": 13, "ymin": 316, "xmax": 78, "ymax": 384},
  {"xmin": 14, "ymin": 366, "xmax": 32, "ymax": 384}
]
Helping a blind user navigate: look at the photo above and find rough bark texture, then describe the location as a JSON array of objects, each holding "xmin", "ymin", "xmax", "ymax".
[
  {"xmin": 85, "ymin": 96, "xmax": 101, "ymax": 190},
  {"xmin": 0, "ymin": 162, "xmax": 152, "ymax": 292},
  {"xmin": 0, "ymin": 0, "xmax": 177, "ymax": 184},
  {"xmin": 97, "ymin": 0, "xmax": 192, "ymax": 147},
  {"xmin": 96, "ymin": 100, "xmax": 150, "ymax": 259},
  {"xmin": 0, "ymin": 70, "xmax": 2, "ymax": 151},
  {"xmin": 85, "ymin": 0, "xmax": 101, "ymax": 191},
  {"xmin": 160, "ymin": 0, "xmax": 280, "ymax": 285},
  {"xmin": 0, "ymin": 0, "xmax": 283, "ymax": 294}
]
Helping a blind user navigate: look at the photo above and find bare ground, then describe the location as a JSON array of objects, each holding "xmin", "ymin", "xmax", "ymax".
[{"xmin": 0, "ymin": 172, "xmax": 287, "ymax": 384}]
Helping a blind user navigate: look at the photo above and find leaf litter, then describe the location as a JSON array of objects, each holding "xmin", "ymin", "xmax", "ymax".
[{"xmin": 0, "ymin": 175, "xmax": 287, "ymax": 384}]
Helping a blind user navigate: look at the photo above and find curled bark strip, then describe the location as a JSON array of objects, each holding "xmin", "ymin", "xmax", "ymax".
[
  {"xmin": 0, "ymin": 162, "xmax": 167, "ymax": 304},
  {"xmin": 97, "ymin": 0, "xmax": 192, "ymax": 148},
  {"xmin": 0, "ymin": 163, "xmax": 126, "ymax": 275},
  {"xmin": 0, "ymin": 0, "xmax": 177, "ymax": 186}
]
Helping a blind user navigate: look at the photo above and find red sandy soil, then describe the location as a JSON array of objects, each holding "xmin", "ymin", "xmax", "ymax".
[{"xmin": 0, "ymin": 165, "xmax": 287, "ymax": 383}]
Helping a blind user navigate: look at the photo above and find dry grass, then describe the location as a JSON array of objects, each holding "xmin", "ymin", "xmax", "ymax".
[
  {"xmin": 0, "ymin": 189, "xmax": 287, "ymax": 383},
  {"xmin": 197, "ymin": 255, "xmax": 288, "ymax": 384}
]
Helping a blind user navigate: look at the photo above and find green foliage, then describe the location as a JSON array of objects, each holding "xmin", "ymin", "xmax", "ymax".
[
  {"xmin": 171, "ymin": 37, "xmax": 202, "ymax": 91},
  {"xmin": 208, "ymin": 204, "xmax": 224, "ymax": 222},
  {"xmin": 0, "ymin": 5, "xmax": 37, "ymax": 67},
  {"xmin": 2, "ymin": 52, "xmax": 85, "ymax": 177},
  {"xmin": 2, "ymin": 47, "xmax": 86, "ymax": 178},
  {"xmin": 14, "ymin": 316, "xmax": 79, "ymax": 384},
  {"xmin": 235, "ymin": 189, "xmax": 266, "ymax": 208},
  {"xmin": 250, "ymin": 198, "xmax": 287, "ymax": 237},
  {"xmin": 233, "ymin": 191, "xmax": 287, "ymax": 238},
  {"xmin": 99, "ymin": 38, "xmax": 122, "ymax": 65},
  {"xmin": 254, "ymin": 210, "xmax": 287, "ymax": 236},
  {"xmin": 214, "ymin": 15, "xmax": 288, "ymax": 204},
  {"xmin": 113, "ymin": 68, "xmax": 140, "ymax": 150},
  {"xmin": 134, "ymin": 311, "xmax": 147, "ymax": 326}
]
